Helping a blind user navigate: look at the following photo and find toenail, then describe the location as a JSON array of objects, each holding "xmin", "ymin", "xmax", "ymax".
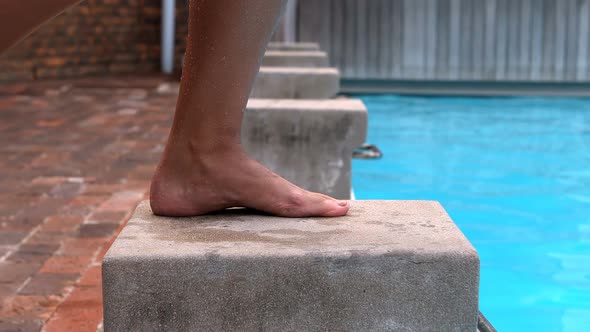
[{"xmin": 337, "ymin": 200, "xmax": 348, "ymax": 207}]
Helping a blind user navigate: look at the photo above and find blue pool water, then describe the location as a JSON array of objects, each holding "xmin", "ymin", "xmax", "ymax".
[{"xmin": 352, "ymin": 95, "xmax": 590, "ymax": 332}]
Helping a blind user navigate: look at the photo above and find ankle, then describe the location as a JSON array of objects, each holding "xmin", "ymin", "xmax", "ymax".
[
  {"xmin": 164, "ymin": 135, "xmax": 243, "ymax": 160},
  {"xmin": 187, "ymin": 139, "xmax": 243, "ymax": 157},
  {"xmin": 157, "ymin": 139, "xmax": 247, "ymax": 180}
]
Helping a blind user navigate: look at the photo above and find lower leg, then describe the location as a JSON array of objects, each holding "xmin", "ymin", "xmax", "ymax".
[{"xmin": 150, "ymin": 0, "xmax": 349, "ymax": 217}]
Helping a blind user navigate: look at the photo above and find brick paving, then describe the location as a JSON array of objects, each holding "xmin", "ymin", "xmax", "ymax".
[
  {"xmin": 0, "ymin": 1, "xmax": 189, "ymax": 81},
  {"xmin": 0, "ymin": 76, "xmax": 178, "ymax": 332}
]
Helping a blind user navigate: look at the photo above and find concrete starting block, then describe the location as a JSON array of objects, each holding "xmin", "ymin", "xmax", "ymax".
[
  {"xmin": 262, "ymin": 51, "xmax": 330, "ymax": 68},
  {"xmin": 251, "ymin": 67, "xmax": 340, "ymax": 99},
  {"xmin": 103, "ymin": 200, "xmax": 480, "ymax": 331},
  {"xmin": 243, "ymin": 99, "xmax": 367, "ymax": 199},
  {"xmin": 267, "ymin": 42, "xmax": 320, "ymax": 52}
]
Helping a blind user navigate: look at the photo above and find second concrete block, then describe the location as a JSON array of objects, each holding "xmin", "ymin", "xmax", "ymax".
[{"xmin": 243, "ymin": 99, "xmax": 367, "ymax": 199}]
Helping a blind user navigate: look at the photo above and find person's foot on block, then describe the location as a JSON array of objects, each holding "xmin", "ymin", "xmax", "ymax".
[
  {"xmin": 150, "ymin": 147, "xmax": 349, "ymax": 217},
  {"xmin": 148, "ymin": 0, "xmax": 350, "ymax": 218}
]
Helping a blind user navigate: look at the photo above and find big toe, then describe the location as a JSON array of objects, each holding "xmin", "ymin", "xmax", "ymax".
[
  {"xmin": 281, "ymin": 192, "xmax": 350, "ymax": 217},
  {"xmin": 315, "ymin": 197, "xmax": 350, "ymax": 217}
]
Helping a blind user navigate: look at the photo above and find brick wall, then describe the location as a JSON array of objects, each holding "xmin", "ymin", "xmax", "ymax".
[{"xmin": 0, "ymin": 0, "xmax": 188, "ymax": 81}]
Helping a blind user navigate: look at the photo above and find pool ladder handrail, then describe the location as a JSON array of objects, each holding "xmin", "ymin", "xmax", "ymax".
[
  {"xmin": 352, "ymin": 143, "xmax": 382, "ymax": 159},
  {"xmin": 477, "ymin": 311, "xmax": 496, "ymax": 332}
]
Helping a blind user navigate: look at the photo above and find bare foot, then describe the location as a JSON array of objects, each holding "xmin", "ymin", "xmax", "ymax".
[{"xmin": 149, "ymin": 147, "xmax": 350, "ymax": 217}]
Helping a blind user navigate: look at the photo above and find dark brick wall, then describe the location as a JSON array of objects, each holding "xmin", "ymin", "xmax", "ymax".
[{"xmin": 0, "ymin": 0, "xmax": 188, "ymax": 81}]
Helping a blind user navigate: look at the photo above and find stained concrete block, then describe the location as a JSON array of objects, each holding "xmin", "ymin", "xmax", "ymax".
[
  {"xmin": 242, "ymin": 99, "xmax": 367, "ymax": 199},
  {"xmin": 267, "ymin": 42, "xmax": 320, "ymax": 51},
  {"xmin": 251, "ymin": 67, "xmax": 340, "ymax": 99},
  {"xmin": 103, "ymin": 200, "xmax": 480, "ymax": 332},
  {"xmin": 262, "ymin": 51, "xmax": 330, "ymax": 68}
]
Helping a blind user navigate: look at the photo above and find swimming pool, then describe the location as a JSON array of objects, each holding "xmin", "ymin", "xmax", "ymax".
[{"xmin": 352, "ymin": 95, "xmax": 590, "ymax": 332}]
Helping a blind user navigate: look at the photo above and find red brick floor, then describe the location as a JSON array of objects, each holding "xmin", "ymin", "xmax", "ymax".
[{"xmin": 0, "ymin": 76, "xmax": 178, "ymax": 332}]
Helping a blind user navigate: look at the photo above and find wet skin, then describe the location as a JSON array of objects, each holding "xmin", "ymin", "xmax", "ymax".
[{"xmin": 0, "ymin": 0, "xmax": 350, "ymax": 217}]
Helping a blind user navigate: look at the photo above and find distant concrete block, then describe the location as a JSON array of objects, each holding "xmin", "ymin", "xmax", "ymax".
[
  {"xmin": 243, "ymin": 99, "xmax": 367, "ymax": 199},
  {"xmin": 267, "ymin": 42, "xmax": 320, "ymax": 51},
  {"xmin": 262, "ymin": 51, "xmax": 330, "ymax": 68},
  {"xmin": 251, "ymin": 67, "xmax": 340, "ymax": 99},
  {"xmin": 103, "ymin": 200, "xmax": 480, "ymax": 332}
]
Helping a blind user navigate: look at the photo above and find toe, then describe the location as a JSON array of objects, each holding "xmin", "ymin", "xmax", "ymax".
[
  {"xmin": 300, "ymin": 193, "xmax": 350, "ymax": 217},
  {"xmin": 277, "ymin": 191, "xmax": 349, "ymax": 217},
  {"xmin": 314, "ymin": 196, "xmax": 349, "ymax": 217}
]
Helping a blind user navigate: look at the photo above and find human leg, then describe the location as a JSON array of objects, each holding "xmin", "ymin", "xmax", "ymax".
[{"xmin": 150, "ymin": 0, "xmax": 350, "ymax": 217}]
